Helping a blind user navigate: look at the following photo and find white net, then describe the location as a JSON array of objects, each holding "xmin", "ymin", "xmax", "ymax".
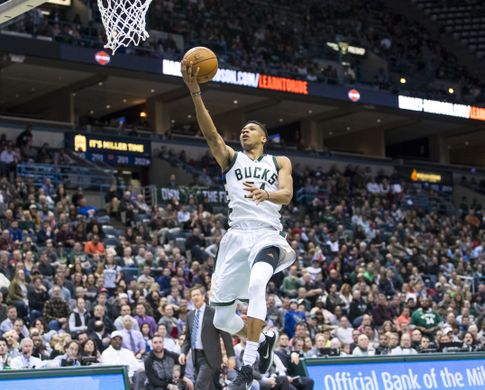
[{"xmin": 97, "ymin": 0, "xmax": 153, "ymax": 54}]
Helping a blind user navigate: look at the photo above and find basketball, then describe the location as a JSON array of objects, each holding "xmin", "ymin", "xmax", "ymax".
[{"xmin": 182, "ymin": 46, "xmax": 218, "ymax": 84}]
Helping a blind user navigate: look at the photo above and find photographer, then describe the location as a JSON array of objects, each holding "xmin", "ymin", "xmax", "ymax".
[{"xmin": 144, "ymin": 334, "xmax": 193, "ymax": 390}]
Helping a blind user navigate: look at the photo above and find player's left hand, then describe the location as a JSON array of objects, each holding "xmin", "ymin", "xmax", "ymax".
[{"xmin": 243, "ymin": 182, "xmax": 269, "ymax": 205}]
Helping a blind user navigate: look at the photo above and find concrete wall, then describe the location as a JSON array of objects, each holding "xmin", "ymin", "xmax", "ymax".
[{"xmin": 324, "ymin": 128, "xmax": 385, "ymax": 157}]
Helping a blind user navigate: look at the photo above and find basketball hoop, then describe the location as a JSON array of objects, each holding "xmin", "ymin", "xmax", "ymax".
[{"xmin": 97, "ymin": 0, "xmax": 152, "ymax": 54}]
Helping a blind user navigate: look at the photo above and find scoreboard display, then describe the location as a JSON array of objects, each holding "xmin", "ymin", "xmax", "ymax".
[{"xmin": 66, "ymin": 133, "xmax": 151, "ymax": 167}]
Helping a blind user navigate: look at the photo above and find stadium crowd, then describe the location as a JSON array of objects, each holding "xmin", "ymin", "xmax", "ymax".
[
  {"xmin": 2, "ymin": 0, "xmax": 484, "ymax": 103},
  {"xmin": 0, "ymin": 138, "xmax": 483, "ymax": 389}
]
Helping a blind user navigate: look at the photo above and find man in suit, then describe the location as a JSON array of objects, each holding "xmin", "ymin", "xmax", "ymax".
[{"xmin": 179, "ymin": 285, "xmax": 236, "ymax": 390}]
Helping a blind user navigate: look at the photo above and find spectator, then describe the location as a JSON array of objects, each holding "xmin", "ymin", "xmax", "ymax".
[
  {"xmin": 411, "ymin": 298, "xmax": 441, "ymax": 338},
  {"xmin": 352, "ymin": 334, "xmax": 375, "ymax": 356},
  {"xmin": 0, "ymin": 337, "xmax": 11, "ymax": 369},
  {"xmin": 84, "ymin": 234, "xmax": 105, "ymax": 256},
  {"xmin": 121, "ymin": 315, "xmax": 145, "ymax": 359},
  {"xmin": 144, "ymin": 334, "xmax": 193, "ymax": 390},
  {"xmin": 10, "ymin": 338, "xmax": 43, "ymax": 369},
  {"xmin": 43, "ymin": 286, "xmax": 70, "ymax": 331},
  {"xmin": 68, "ymin": 297, "xmax": 90, "ymax": 337},
  {"xmin": 390, "ymin": 333, "xmax": 418, "ymax": 355},
  {"xmin": 134, "ymin": 303, "xmax": 157, "ymax": 336},
  {"xmin": 100, "ymin": 331, "xmax": 141, "ymax": 380}
]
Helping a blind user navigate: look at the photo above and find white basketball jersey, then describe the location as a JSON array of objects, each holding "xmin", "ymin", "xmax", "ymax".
[{"xmin": 223, "ymin": 152, "xmax": 282, "ymax": 231}]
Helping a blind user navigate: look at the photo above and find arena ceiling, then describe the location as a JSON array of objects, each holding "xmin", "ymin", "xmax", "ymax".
[{"xmin": 1, "ymin": 55, "xmax": 485, "ymax": 154}]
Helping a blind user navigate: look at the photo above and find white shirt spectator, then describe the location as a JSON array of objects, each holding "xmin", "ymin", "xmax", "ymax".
[
  {"xmin": 0, "ymin": 150, "xmax": 15, "ymax": 164},
  {"xmin": 352, "ymin": 346, "xmax": 375, "ymax": 356},
  {"xmin": 177, "ymin": 209, "xmax": 190, "ymax": 224},
  {"xmin": 163, "ymin": 336, "xmax": 181, "ymax": 354},
  {"xmin": 335, "ymin": 326, "xmax": 354, "ymax": 345},
  {"xmin": 0, "ymin": 319, "xmax": 29, "ymax": 337},
  {"xmin": 389, "ymin": 347, "xmax": 417, "ymax": 355},
  {"xmin": 10, "ymin": 354, "xmax": 43, "ymax": 369},
  {"xmin": 366, "ymin": 181, "xmax": 380, "ymax": 193},
  {"xmin": 100, "ymin": 345, "xmax": 141, "ymax": 378}
]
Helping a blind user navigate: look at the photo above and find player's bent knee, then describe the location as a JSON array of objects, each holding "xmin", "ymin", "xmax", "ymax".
[{"xmin": 213, "ymin": 307, "xmax": 243, "ymax": 334}]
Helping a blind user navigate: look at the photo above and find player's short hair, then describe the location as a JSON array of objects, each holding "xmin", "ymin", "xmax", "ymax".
[{"xmin": 245, "ymin": 120, "xmax": 268, "ymax": 138}]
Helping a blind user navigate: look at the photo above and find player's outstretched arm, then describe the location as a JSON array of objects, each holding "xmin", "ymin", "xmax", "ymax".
[{"xmin": 181, "ymin": 60, "xmax": 234, "ymax": 171}]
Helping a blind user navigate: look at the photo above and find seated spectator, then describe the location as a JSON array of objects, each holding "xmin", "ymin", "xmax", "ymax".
[
  {"xmin": 156, "ymin": 324, "xmax": 181, "ymax": 354},
  {"xmin": 134, "ymin": 303, "xmax": 157, "ymax": 336},
  {"xmin": 352, "ymin": 334, "xmax": 375, "ymax": 356},
  {"xmin": 121, "ymin": 315, "xmax": 145, "ymax": 359},
  {"xmin": 335, "ymin": 316, "xmax": 354, "ymax": 345},
  {"xmin": 144, "ymin": 334, "xmax": 192, "ymax": 390},
  {"xmin": 7, "ymin": 270, "xmax": 29, "ymax": 319},
  {"xmin": 54, "ymin": 340, "xmax": 81, "ymax": 367},
  {"xmin": 84, "ymin": 234, "xmax": 105, "ymax": 256},
  {"xmin": 100, "ymin": 331, "xmax": 141, "ymax": 380},
  {"xmin": 43, "ymin": 286, "xmax": 70, "ymax": 331},
  {"xmin": 10, "ymin": 338, "xmax": 43, "ymax": 369},
  {"xmin": 68, "ymin": 297, "xmax": 90, "ymax": 337},
  {"xmin": 0, "ymin": 337, "xmax": 11, "ymax": 369},
  {"xmin": 80, "ymin": 338, "xmax": 100, "ymax": 365},
  {"xmin": 389, "ymin": 333, "xmax": 417, "ymax": 355}
]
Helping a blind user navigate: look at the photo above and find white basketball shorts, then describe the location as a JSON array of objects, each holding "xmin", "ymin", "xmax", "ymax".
[{"xmin": 209, "ymin": 227, "xmax": 296, "ymax": 306}]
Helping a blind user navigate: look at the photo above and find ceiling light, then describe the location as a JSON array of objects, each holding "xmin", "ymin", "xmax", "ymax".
[
  {"xmin": 377, "ymin": 118, "xmax": 381, "ymax": 123},
  {"xmin": 233, "ymin": 100, "xmax": 238, "ymax": 104},
  {"xmin": 400, "ymin": 77, "xmax": 406, "ymax": 84},
  {"xmin": 465, "ymin": 141, "xmax": 469, "ymax": 146},
  {"xmin": 98, "ymin": 82, "xmax": 103, "ymax": 86},
  {"xmin": 308, "ymin": 109, "xmax": 313, "ymax": 114},
  {"xmin": 122, "ymin": 99, "xmax": 127, "ymax": 103},
  {"xmin": 329, "ymin": 131, "xmax": 333, "ymax": 135},
  {"xmin": 346, "ymin": 126, "xmax": 351, "ymax": 131},
  {"xmin": 89, "ymin": 110, "xmax": 95, "ymax": 115},
  {"xmin": 150, "ymin": 89, "xmax": 155, "ymax": 93},
  {"xmin": 106, "ymin": 104, "xmax": 110, "ymax": 109},
  {"xmin": 140, "ymin": 111, "xmax": 147, "ymax": 118},
  {"xmin": 448, "ymin": 87, "xmax": 454, "ymax": 94},
  {"xmin": 279, "ymin": 118, "xmax": 284, "ymax": 122},
  {"xmin": 187, "ymin": 114, "xmax": 192, "ymax": 119},
  {"xmin": 170, "ymin": 119, "xmax": 175, "ymax": 124}
]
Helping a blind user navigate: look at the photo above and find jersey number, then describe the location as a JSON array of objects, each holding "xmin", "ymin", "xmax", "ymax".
[{"xmin": 244, "ymin": 181, "xmax": 265, "ymax": 198}]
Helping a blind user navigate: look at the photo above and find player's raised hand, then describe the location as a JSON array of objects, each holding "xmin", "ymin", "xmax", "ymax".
[
  {"xmin": 181, "ymin": 60, "xmax": 200, "ymax": 93},
  {"xmin": 243, "ymin": 182, "xmax": 270, "ymax": 205}
]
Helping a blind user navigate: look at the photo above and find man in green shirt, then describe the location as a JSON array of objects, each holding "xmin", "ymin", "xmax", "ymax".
[
  {"xmin": 411, "ymin": 297, "xmax": 441, "ymax": 337},
  {"xmin": 281, "ymin": 265, "xmax": 300, "ymax": 297}
]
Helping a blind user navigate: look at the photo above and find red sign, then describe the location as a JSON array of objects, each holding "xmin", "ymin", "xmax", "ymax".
[
  {"xmin": 348, "ymin": 89, "xmax": 360, "ymax": 102},
  {"xmin": 258, "ymin": 75, "xmax": 308, "ymax": 95},
  {"xmin": 470, "ymin": 106, "xmax": 485, "ymax": 121},
  {"xmin": 95, "ymin": 51, "xmax": 111, "ymax": 66}
]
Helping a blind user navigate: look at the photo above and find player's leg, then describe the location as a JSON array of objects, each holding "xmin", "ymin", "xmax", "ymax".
[
  {"xmin": 243, "ymin": 246, "xmax": 279, "ymax": 365},
  {"xmin": 210, "ymin": 231, "xmax": 250, "ymax": 336},
  {"xmin": 212, "ymin": 302, "xmax": 245, "ymax": 335}
]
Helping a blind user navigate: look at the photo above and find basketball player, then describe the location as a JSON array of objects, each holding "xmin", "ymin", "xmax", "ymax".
[{"xmin": 181, "ymin": 60, "xmax": 296, "ymax": 390}]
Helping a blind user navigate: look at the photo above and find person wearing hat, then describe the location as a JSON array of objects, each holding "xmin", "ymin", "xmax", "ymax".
[{"xmin": 100, "ymin": 330, "xmax": 141, "ymax": 380}]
